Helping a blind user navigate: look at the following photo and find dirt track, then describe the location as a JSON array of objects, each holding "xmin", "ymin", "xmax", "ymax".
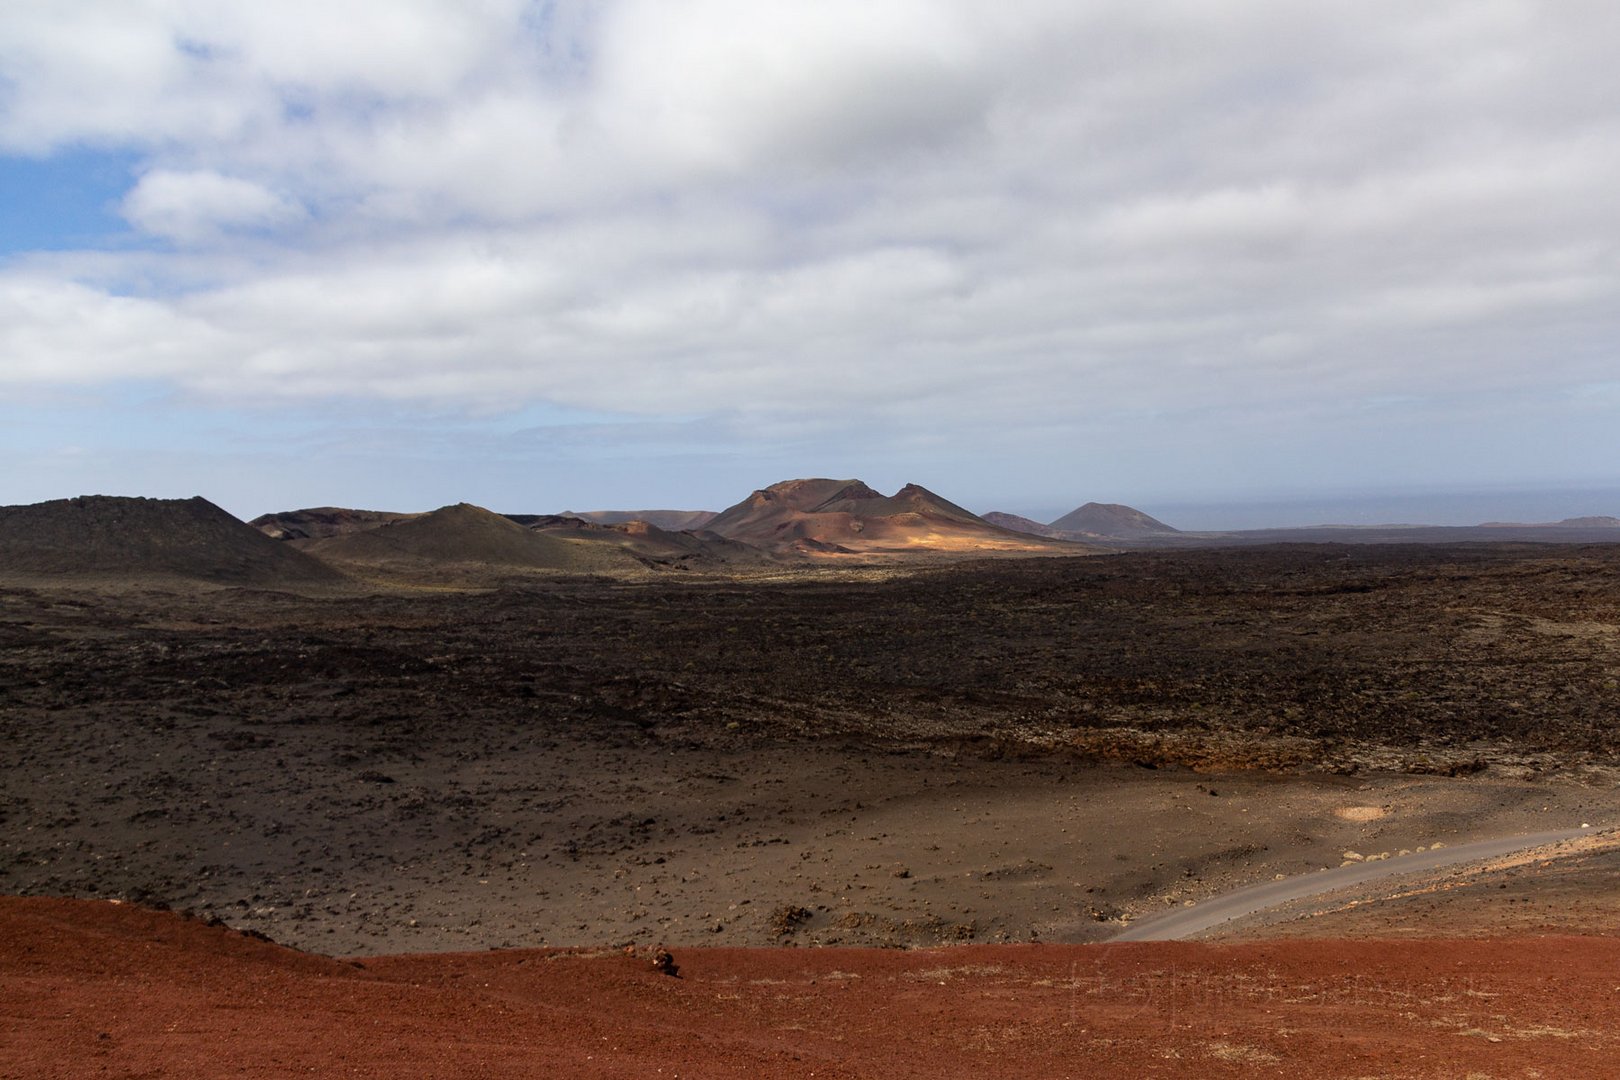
[{"xmin": 1115, "ymin": 826, "xmax": 1616, "ymax": 940}]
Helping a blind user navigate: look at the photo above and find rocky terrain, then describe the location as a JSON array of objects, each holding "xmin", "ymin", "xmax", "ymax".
[
  {"xmin": 6, "ymin": 498, "xmax": 1620, "ymax": 1077},
  {"xmin": 5, "ymin": 541, "xmax": 1620, "ymax": 953}
]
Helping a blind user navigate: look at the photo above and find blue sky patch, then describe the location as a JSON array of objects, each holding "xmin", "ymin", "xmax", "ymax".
[{"xmin": 0, "ymin": 147, "xmax": 141, "ymax": 255}]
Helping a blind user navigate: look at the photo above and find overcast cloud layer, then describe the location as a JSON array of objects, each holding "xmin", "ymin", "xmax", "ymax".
[{"xmin": 2, "ymin": 1, "xmax": 1618, "ymax": 520}]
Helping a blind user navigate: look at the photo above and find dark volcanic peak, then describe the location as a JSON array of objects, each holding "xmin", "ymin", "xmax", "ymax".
[
  {"xmin": 0, "ymin": 495, "xmax": 346, "ymax": 587},
  {"xmin": 1049, "ymin": 502, "xmax": 1179, "ymax": 537}
]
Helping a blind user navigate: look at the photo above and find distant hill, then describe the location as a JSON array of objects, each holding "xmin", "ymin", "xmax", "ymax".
[
  {"xmin": 249, "ymin": 507, "xmax": 419, "ymax": 540},
  {"xmin": 1049, "ymin": 503, "xmax": 1180, "ymax": 537},
  {"xmin": 513, "ymin": 514, "xmax": 770, "ymax": 569},
  {"xmin": 0, "ymin": 495, "xmax": 347, "ymax": 588},
  {"xmin": 1178, "ymin": 519, "xmax": 1620, "ymax": 547},
  {"xmin": 559, "ymin": 509, "xmax": 719, "ymax": 531},
  {"xmin": 1478, "ymin": 516, "xmax": 1620, "ymax": 529},
  {"xmin": 298, "ymin": 503, "xmax": 645, "ymax": 579},
  {"xmin": 705, "ymin": 479, "xmax": 1089, "ymax": 557},
  {"xmin": 981, "ymin": 512, "xmax": 1067, "ymax": 539},
  {"xmin": 985, "ymin": 502, "xmax": 1179, "ymax": 542},
  {"xmin": 1035, "ymin": 513, "xmax": 1620, "ymax": 549}
]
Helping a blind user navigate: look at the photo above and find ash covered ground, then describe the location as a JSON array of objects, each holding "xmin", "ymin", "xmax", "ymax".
[{"xmin": 4, "ymin": 543, "xmax": 1619, "ymax": 951}]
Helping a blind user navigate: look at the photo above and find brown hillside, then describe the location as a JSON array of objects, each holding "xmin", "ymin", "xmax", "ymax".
[
  {"xmin": 0, "ymin": 495, "xmax": 347, "ymax": 588},
  {"xmin": 299, "ymin": 503, "xmax": 644, "ymax": 579},
  {"xmin": 705, "ymin": 479, "xmax": 1091, "ymax": 557}
]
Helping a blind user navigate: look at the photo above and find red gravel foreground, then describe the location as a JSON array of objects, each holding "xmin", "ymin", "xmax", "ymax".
[{"xmin": 4, "ymin": 896, "xmax": 1617, "ymax": 1078}]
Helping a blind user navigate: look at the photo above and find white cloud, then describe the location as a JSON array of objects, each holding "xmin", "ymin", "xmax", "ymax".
[
  {"xmin": 0, "ymin": 275, "xmax": 225, "ymax": 382},
  {"xmin": 590, "ymin": 0, "xmax": 993, "ymax": 174},
  {"xmin": 1, "ymin": 0, "xmax": 1618, "ymax": 491},
  {"xmin": 121, "ymin": 169, "xmax": 305, "ymax": 242}
]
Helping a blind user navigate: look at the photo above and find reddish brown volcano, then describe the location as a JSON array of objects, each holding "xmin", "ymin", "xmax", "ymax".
[{"xmin": 704, "ymin": 478, "xmax": 1091, "ymax": 557}]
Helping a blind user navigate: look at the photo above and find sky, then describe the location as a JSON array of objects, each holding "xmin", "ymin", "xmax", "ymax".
[{"xmin": 2, "ymin": 1, "xmax": 1619, "ymax": 528}]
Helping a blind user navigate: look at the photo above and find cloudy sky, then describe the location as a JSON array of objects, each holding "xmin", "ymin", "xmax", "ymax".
[{"xmin": 3, "ymin": 1, "xmax": 1619, "ymax": 526}]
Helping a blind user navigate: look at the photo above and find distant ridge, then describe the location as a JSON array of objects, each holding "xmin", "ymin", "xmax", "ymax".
[
  {"xmin": 511, "ymin": 514, "xmax": 770, "ymax": 568},
  {"xmin": 995, "ymin": 509, "xmax": 1620, "ymax": 549},
  {"xmin": 250, "ymin": 507, "xmax": 419, "ymax": 540},
  {"xmin": 981, "ymin": 512, "xmax": 1067, "ymax": 539},
  {"xmin": 1478, "ymin": 515, "xmax": 1620, "ymax": 529},
  {"xmin": 705, "ymin": 478, "xmax": 1090, "ymax": 557},
  {"xmin": 0, "ymin": 495, "xmax": 347, "ymax": 588},
  {"xmin": 559, "ymin": 509, "xmax": 718, "ymax": 532}
]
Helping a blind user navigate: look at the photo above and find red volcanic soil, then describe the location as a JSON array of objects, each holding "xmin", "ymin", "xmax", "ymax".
[{"xmin": 6, "ymin": 896, "xmax": 1620, "ymax": 1079}]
